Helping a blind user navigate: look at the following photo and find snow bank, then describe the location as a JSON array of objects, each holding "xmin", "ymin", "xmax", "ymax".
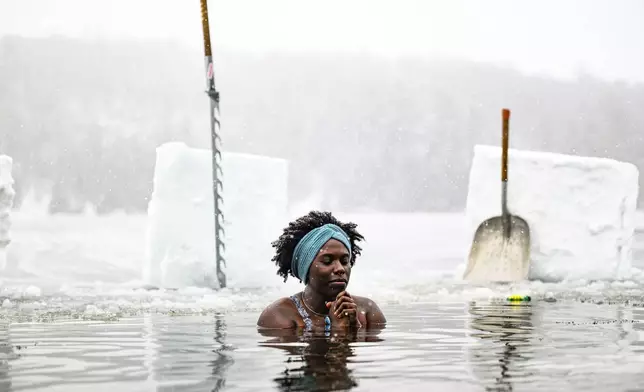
[
  {"xmin": 466, "ymin": 145, "xmax": 640, "ymax": 282},
  {"xmin": 0, "ymin": 155, "xmax": 15, "ymax": 271},
  {"xmin": 144, "ymin": 142, "xmax": 288, "ymax": 289}
]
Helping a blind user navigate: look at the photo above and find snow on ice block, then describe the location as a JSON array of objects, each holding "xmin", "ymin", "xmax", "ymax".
[
  {"xmin": 466, "ymin": 145, "xmax": 639, "ymax": 282},
  {"xmin": 144, "ymin": 142, "xmax": 288, "ymax": 289},
  {"xmin": 0, "ymin": 155, "xmax": 15, "ymax": 270}
]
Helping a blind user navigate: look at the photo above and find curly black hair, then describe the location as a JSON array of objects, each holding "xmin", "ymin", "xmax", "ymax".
[{"xmin": 271, "ymin": 210, "xmax": 364, "ymax": 283}]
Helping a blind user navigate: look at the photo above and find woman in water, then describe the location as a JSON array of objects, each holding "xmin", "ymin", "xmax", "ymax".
[{"xmin": 257, "ymin": 211, "xmax": 386, "ymax": 333}]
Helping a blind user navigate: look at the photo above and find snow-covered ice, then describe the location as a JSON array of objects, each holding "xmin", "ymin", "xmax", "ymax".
[
  {"xmin": 0, "ymin": 207, "xmax": 643, "ymax": 321},
  {"xmin": 466, "ymin": 145, "xmax": 640, "ymax": 282},
  {"xmin": 0, "ymin": 155, "xmax": 15, "ymax": 272},
  {"xmin": 1, "ymin": 143, "xmax": 643, "ymax": 319},
  {"xmin": 143, "ymin": 142, "xmax": 288, "ymax": 289}
]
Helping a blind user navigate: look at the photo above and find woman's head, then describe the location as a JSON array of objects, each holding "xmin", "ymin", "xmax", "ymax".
[{"xmin": 271, "ymin": 211, "xmax": 364, "ymax": 295}]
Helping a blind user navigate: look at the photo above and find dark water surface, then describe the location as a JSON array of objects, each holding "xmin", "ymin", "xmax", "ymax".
[{"xmin": 0, "ymin": 300, "xmax": 643, "ymax": 391}]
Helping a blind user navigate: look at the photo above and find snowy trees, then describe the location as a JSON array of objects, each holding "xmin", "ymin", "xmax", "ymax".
[{"xmin": 1, "ymin": 36, "xmax": 642, "ymax": 213}]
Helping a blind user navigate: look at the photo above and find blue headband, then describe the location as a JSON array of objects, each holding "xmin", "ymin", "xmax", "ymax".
[{"xmin": 291, "ymin": 223, "xmax": 352, "ymax": 283}]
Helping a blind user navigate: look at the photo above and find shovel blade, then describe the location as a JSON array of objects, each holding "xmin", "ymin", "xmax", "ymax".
[{"xmin": 463, "ymin": 215, "xmax": 531, "ymax": 283}]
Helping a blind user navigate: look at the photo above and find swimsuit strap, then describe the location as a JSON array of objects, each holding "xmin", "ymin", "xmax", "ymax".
[
  {"xmin": 290, "ymin": 293, "xmax": 332, "ymax": 334},
  {"xmin": 290, "ymin": 293, "xmax": 313, "ymax": 331}
]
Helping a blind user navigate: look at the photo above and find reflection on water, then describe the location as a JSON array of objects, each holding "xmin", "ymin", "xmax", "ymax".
[
  {"xmin": 0, "ymin": 323, "xmax": 13, "ymax": 392},
  {"xmin": 142, "ymin": 313, "xmax": 235, "ymax": 391},
  {"xmin": 211, "ymin": 314, "xmax": 234, "ymax": 391},
  {"xmin": 266, "ymin": 333, "xmax": 358, "ymax": 391},
  {"xmin": 258, "ymin": 328, "xmax": 384, "ymax": 391},
  {"xmin": 0, "ymin": 302, "xmax": 643, "ymax": 391},
  {"xmin": 467, "ymin": 302, "xmax": 534, "ymax": 392},
  {"xmin": 465, "ymin": 302, "xmax": 644, "ymax": 391}
]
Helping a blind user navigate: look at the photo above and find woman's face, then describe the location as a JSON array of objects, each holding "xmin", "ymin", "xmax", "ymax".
[{"xmin": 306, "ymin": 238, "xmax": 352, "ymax": 298}]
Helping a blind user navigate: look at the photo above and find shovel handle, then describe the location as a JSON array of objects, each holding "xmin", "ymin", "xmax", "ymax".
[
  {"xmin": 501, "ymin": 109, "xmax": 510, "ymax": 182},
  {"xmin": 201, "ymin": 0, "xmax": 212, "ymax": 57}
]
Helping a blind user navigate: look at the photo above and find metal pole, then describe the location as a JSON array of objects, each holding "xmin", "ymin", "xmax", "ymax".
[{"xmin": 200, "ymin": 0, "xmax": 226, "ymax": 288}]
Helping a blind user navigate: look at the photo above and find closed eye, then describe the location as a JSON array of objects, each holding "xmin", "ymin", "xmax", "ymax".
[{"xmin": 320, "ymin": 254, "xmax": 350, "ymax": 264}]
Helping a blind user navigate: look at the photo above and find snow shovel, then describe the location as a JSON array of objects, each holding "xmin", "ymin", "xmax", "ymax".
[{"xmin": 463, "ymin": 109, "xmax": 531, "ymax": 283}]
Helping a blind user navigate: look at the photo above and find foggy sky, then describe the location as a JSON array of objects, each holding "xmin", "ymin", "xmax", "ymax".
[
  {"xmin": 2, "ymin": 0, "xmax": 644, "ymax": 213},
  {"xmin": 2, "ymin": 0, "xmax": 644, "ymax": 83}
]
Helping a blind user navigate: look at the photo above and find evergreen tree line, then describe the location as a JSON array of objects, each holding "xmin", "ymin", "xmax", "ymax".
[{"xmin": 1, "ymin": 36, "xmax": 642, "ymax": 214}]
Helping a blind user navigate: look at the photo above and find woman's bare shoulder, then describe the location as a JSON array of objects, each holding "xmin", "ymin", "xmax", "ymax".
[
  {"xmin": 257, "ymin": 296, "xmax": 298, "ymax": 329},
  {"xmin": 353, "ymin": 295, "xmax": 386, "ymax": 325},
  {"xmin": 352, "ymin": 295, "xmax": 379, "ymax": 309}
]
